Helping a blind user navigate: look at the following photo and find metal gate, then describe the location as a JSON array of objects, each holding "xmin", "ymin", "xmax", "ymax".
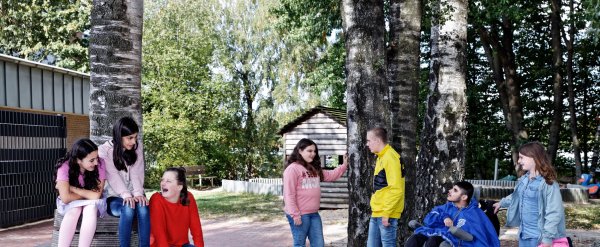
[{"xmin": 0, "ymin": 109, "xmax": 66, "ymax": 228}]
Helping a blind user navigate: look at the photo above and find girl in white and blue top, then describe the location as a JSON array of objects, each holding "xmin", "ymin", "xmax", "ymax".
[{"xmin": 494, "ymin": 142, "xmax": 567, "ymax": 247}]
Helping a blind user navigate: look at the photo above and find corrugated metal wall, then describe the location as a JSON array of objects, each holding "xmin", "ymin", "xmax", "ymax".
[
  {"xmin": 0, "ymin": 109, "xmax": 66, "ymax": 227},
  {"xmin": 0, "ymin": 55, "xmax": 90, "ymax": 115}
]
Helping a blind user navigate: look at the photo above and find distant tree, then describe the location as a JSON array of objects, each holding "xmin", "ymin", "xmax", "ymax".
[
  {"xmin": 564, "ymin": 0, "xmax": 583, "ymax": 177},
  {"xmin": 547, "ymin": 0, "xmax": 565, "ymax": 162},
  {"xmin": 141, "ymin": 0, "xmax": 227, "ymax": 180},
  {"xmin": 0, "ymin": 0, "xmax": 90, "ymax": 71},
  {"xmin": 212, "ymin": 0, "xmax": 282, "ymax": 179},
  {"xmin": 474, "ymin": 2, "xmax": 528, "ymax": 166}
]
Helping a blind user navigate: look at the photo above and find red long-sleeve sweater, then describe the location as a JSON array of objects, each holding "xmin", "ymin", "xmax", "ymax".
[{"xmin": 150, "ymin": 191, "xmax": 204, "ymax": 247}]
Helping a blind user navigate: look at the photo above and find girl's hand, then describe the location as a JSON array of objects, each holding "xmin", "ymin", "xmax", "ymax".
[
  {"xmin": 293, "ymin": 217, "xmax": 302, "ymax": 226},
  {"xmin": 123, "ymin": 197, "xmax": 137, "ymax": 209},
  {"xmin": 343, "ymin": 153, "xmax": 348, "ymax": 165},
  {"xmin": 493, "ymin": 202, "xmax": 501, "ymax": 214},
  {"xmin": 134, "ymin": 195, "xmax": 149, "ymax": 206}
]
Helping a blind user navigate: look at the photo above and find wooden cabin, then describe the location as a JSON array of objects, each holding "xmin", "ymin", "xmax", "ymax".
[{"xmin": 278, "ymin": 106, "xmax": 349, "ymax": 209}]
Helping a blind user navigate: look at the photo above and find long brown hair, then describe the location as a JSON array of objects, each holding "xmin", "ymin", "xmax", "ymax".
[
  {"xmin": 54, "ymin": 138, "xmax": 101, "ymax": 191},
  {"xmin": 112, "ymin": 116, "xmax": 139, "ymax": 172},
  {"xmin": 285, "ymin": 138, "xmax": 324, "ymax": 181},
  {"xmin": 518, "ymin": 142, "xmax": 557, "ymax": 185},
  {"xmin": 164, "ymin": 167, "xmax": 190, "ymax": 206}
]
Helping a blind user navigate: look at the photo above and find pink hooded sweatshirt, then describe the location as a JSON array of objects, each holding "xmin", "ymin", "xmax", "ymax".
[{"xmin": 283, "ymin": 162, "xmax": 347, "ymax": 221}]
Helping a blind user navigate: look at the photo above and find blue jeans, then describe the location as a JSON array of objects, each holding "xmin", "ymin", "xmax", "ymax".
[
  {"xmin": 518, "ymin": 236, "xmax": 540, "ymax": 247},
  {"xmin": 367, "ymin": 217, "xmax": 398, "ymax": 247},
  {"xmin": 286, "ymin": 213, "xmax": 324, "ymax": 247},
  {"xmin": 107, "ymin": 197, "xmax": 150, "ymax": 247}
]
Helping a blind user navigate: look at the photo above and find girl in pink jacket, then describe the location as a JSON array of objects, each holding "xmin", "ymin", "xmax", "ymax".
[
  {"xmin": 283, "ymin": 138, "xmax": 348, "ymax": 247},
  {"xmin": 100, "ymin": 116, "xmax": 150, "ymax": 247}
]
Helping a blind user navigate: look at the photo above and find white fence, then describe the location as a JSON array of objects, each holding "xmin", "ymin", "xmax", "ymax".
[
  {"xmin": 248, "ymin": 178, "xmax": 282, "ymax": 185},
  {"xmin": 222, "ymin": 179, "xmax": 283, "ymax": 196},
  {"xmin": 468, "ymin": 179, "xmax": 588, "ymax": 204}
]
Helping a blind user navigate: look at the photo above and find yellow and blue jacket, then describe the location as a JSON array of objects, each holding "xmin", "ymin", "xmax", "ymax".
[{"xmin": 370, "ymin": 144, "xmax": 405, "ymax": 219}]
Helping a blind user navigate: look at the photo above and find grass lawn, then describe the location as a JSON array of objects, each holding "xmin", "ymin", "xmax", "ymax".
[
  {"xmin": 564, "ymin": 203, "xmax": 600, "ymax": 229},
  {"xmin": 156, "ymin": 189, "xmax": 600, "ymax": 229},
  {"xmin": 497, "ymin": 202, "xmax": 600, "ymax": 230},
  {"xmin": 194, "ymin": 191, "xmax": 284, "ymax": 221}
]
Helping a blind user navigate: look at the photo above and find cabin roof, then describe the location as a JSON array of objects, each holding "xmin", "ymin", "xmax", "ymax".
[{"xmin": 278, "ymin": 106, "xmax": 346, "ymax": 135}]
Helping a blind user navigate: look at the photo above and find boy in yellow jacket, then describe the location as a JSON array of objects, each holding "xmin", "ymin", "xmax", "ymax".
[{"xmin": 366, "ymin": 127, "xmax": 405, "ymax": 247}]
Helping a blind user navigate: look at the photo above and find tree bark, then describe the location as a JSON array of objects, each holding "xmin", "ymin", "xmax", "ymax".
[
  {"xmin": 565, "ymin": 0, "xmax": 582, "ymax": 178},
  {"xmin": 547, "ymin": 0, "xmax": 564, "ymax": 162},
  {"xmin": 592, "ymin": 117, "xmax": 600, "ymax": 172},
  {"xmin": 242, "ymin": 71, "xmax": 256, "ymax": 180},
  {"xmin": 89, "ymin": 0, "xmax": 144, "ymax": 145},
  {"xmin": 387, "ymin": 0, "xmax": 421, "ymax": 242},
  {"xmin": 414, "ymin": 0, "xmax": 467, "ymax": 219},
  {"xmin": 342, "ymin": 0, "xmax": 388, "ymax": 246}
]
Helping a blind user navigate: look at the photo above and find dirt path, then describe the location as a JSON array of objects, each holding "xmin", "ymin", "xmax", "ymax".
[
  {"xmin": 1, "ymin": 188, "xmax": 599, "ymax": 247},
  {"xmin": 202, "ymin": 210, "xmax": 348, "ymax": 247}
]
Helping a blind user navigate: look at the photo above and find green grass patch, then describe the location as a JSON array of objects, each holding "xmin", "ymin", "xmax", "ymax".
[
  {"xmin": 565, "ymin": 204, "xmax": 600, "ymax": 229},
  {"xmin": 195, "ymin": 192, "xmax": 284, "ymax": 221},
  {"xmin": 497, "ymin": 203, "xmax": 600, "ymax": 230}
]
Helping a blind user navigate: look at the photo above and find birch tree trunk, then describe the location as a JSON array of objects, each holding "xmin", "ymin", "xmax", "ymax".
[
  {"xmin": 414, "ymin": 0, "xmax": 467, "ymax": 218},
  {"xmin": 89, "ymin": 0, "xmax": 144, "ymax": 145},
  {"xmin": 342, "ymin": 0, "xmax": 388, "ymax": 245},
  {"xmin": 387, "ymin": 0, "xmax": 421, "ymax": 242},
  {"xmin": 547, "ymin": 0, "xmax": 564, "ymax": 162}
]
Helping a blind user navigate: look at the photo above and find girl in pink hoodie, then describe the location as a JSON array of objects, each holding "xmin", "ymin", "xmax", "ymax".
[
  {"xmin": 100, "ymin": 116, "xmax": 150, "ymax": 247},
  {"xmin": 283, "ymin": 138, "xmax": 348, "ymax": 247}
]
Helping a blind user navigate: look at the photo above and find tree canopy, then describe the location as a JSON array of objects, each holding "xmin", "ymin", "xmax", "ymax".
[{"xmin": 0, "ymin": 0, "xmax": 90, "ymax": 71}]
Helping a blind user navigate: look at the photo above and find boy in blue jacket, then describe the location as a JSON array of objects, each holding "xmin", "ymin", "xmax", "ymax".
[{"xmin": 405, "ymin": 181, "xmax": 500, "ymax": 247}]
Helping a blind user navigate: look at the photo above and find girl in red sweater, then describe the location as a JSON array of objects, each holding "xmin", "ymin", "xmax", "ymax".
[{"xmin": 150, "ymin": 167, "xmax": 204, "ymax": 247}]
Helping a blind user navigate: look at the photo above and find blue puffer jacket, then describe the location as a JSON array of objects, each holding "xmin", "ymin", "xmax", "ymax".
[{"xmin": 414, "ymin": 199, "xmax": 500, "ymax": 247}]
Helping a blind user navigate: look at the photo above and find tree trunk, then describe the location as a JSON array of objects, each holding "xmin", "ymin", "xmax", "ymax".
[
  {"xmin": 477, "ymin": 19, "xmax": 528, "ymax": 167},
  {"xmin": 243, "ymin": 72, "xmax": 256, "ymax": 180},
  {"xmin": 565, "ymin": 0, "xmax": 582, "ymax": 178},
  {"xmin": 89, "ymin": 0, "xmax": 144, "ymax": 144},
  {"xmin": 387, "ymin": 0, "xmax": 421, "ymax": 243},
  {"xmin": 592, "ymin": 117, "xmax": 600, "ymax": 172},
  {"xmin": 547, "ymin": 0, "xmax": 564, "ymax": 162},
  {"xmin": 414, "ymin": 0, "xmax": 467, "ymax": 218},
  {"xmin": 342, "ymin": 0, "xmax": 388, "ymax": 246}
]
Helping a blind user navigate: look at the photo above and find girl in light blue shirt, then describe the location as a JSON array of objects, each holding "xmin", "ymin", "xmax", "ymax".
[{"xmin": 494, "ymin": 142, "xmax": 567, "ymax": 247}]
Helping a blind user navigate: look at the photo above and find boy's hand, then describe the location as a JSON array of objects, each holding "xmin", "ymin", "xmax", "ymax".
[
  {"xmin": 444, "ymin": 217, "xmax": 453, "ymax": 227},
  {"xmin": 382, "ymin": 217, "xmax": 390, "ymax": 227}
]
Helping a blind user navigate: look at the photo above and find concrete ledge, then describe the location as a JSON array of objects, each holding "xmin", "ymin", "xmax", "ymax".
[
  {"xmin": 474, "ymin": 186, "xmax": 588, "ymax": 203},
  {"xmin": 51, "ymin": 211, "xmax": 138, "ymax": 247}
]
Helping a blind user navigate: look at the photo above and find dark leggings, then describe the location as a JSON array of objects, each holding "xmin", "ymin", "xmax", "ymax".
[{"xmin": 405, "ymin": 234, "xmax": 445, "ymax": 247}]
